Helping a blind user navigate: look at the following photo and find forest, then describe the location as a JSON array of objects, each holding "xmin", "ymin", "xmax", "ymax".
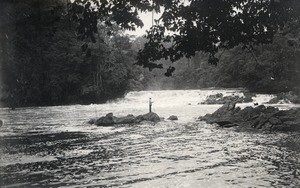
[{"xmin": 0, "ymin": 0, "xmax": 299, "ymax": 108}]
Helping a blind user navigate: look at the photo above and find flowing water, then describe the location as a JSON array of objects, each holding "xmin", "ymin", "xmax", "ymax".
[{"xmin": 0, "ymin": 89, "xmax": 300, "ymax": 187}]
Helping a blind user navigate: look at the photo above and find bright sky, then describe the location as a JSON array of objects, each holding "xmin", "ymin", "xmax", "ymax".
[{"xmin": 125, "ymin": 11, "xmax": 161, "ymax": 37}]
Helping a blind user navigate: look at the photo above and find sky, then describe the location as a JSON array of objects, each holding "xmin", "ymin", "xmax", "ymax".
[{"xmin": 125, "ymin": 11, "xmax": 161, "ymax": 37}]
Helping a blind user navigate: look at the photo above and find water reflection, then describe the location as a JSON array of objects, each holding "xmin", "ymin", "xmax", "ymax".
[{"xmin": 0, "ymin": 90, "xmax": 299, "ymax": 187}]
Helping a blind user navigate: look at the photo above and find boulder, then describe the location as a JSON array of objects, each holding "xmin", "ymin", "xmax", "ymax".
[
  {"xmin": 91, "ymin": 112, "xmax": 161, "ymax": 126},
  {"xmin": 95, "ymin": 113, "xmax": 115, "ymax": 126},
  {"xmin": 168, "ymin": 115, "xmax": 178, "ymax": 121},
  {"xmin": 201, "ymin": 93, "xmax": 252, "ymax": 104},
  {"xmin": 268, "ymin": 91, "xmax": 300, "ymax": 104},
  {"xmin": 114, "ymin": 114, "xmax": 135, "ymax": 124},
  {"xmin": 135, "ymin": 112, "xmax": 160, "ymax": 123},
  {"xmin": 199, "ymin": 101, "xmax": 238, "ymax": 124},
  {"xmin": 87, "ymin": 118, "xmax": 97, "ymax": 125},
  {"xmin": 199, "ymin": 101, "xmax": 300, "ymax": 132},
  {"xmin": 213, "ymin": 101, "xmax": 237, "ymax": 117}
]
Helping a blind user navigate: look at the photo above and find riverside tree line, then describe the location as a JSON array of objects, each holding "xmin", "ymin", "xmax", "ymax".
[{"xmin": 0, "ymin": 0, "xmax": 299, "ymax": 108}]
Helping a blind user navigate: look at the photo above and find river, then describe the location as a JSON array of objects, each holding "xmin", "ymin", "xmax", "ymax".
[{"xmin": 0, "ymin": 89, "xmax": 300, "ymax": 187}]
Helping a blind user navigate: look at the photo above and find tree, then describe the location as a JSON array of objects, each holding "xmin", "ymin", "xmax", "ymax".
[
  {"xmin": 0, "ymin": 0, "xmax": 144, "ymax": 107},
  {"xmin": 69, "ymin": 0, "xmax": 300, "ymax": 75},
  {"xmin": 0, "ymin": 0, "xmax": 64, "ymax": 107}
]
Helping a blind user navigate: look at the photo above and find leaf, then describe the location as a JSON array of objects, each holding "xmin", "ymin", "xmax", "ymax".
[
  {"xmin": 165, "ymin": 66, "xmax": 175, "ymax": 77},
  {"xmin": 81, "ymin": 43, "xmax": 88, "ymax": 52},
  {"xmin": 86, "ymin": 48, "xmax": 92, "ymax": 58}
]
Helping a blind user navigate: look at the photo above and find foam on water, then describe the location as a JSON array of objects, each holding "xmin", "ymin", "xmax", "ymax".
[{"xmin": 0, "ymin": 89, "xmax": 299, "ymax": 187}]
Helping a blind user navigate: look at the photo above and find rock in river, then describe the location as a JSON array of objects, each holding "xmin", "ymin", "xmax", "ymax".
[
  {"xmin": 168, "ymin": 115, "xmax": 178, "ymax": 121},
  {"xmin": 134, "ymin": 112, "xmax": 160, "ymax": 123},
  {"xmin": 199, "ymin": 102, "xmax": 300, "ymax": 132},
  {"xmin": 90, "ymin": 112, "xmax": 160, "ymax": 126},
  {"xmin": 201, "ymin": 92, "xmax": 254, "ymax": 104}
]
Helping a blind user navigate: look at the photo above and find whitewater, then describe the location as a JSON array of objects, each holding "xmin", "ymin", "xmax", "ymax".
[{"xmin": 0, "ymin": 89, "xmax": 300, "ymax": 187}]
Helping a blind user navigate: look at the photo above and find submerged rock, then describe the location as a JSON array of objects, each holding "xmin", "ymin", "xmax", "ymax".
[
  {"xmin": 91, "ymin": 112, "xmax": 160, "ymax": 126},
  {"xmin": 199, "ymin": 102, "xmax": 300, "ymax": 132},
  {"xmin": 168, "ymin": 115, "xmax": 178, "ymax": 121}
]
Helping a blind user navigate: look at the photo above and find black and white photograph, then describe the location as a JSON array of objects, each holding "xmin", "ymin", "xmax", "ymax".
[{"xmin": 0, "ymin": 0, "xmax": 300, "ymax": 187}]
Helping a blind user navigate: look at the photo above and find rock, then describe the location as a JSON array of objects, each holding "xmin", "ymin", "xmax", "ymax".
[
  {"xmin": 243, "ymin": 92, "xmax": 255, "ymax": 103},
  {"xmin": 228, "ymin": 102, "xmax": 236, "ymax": 111},
  {"xmin": 283, "ymin": 120, "xmax": 300, "ymax": 131},
  {"xmin": 198, "ymin": 102, "xmax": 238, "ymax": 124},
  {"xmin": 223, "ymin": 123, "xmax": 240, "ymax": 128},
  {"xmin": 268, "ymin": 91, "xmax": 300, "ymax": 104},
  {"xmin": 87, "ymin": 118, "xmax": 96, "ymax": 124},
  {"xmin": 201, "ymin": 93, "xmax": 222, "ymax": 104},
  {"xmin": 200, "ymin": 101, "xmax": 300, "ymax": 132},
  {"xmin": 114, "ymin": 114, "xmax": 135, "ymax": 124},
  {"xmin": 135, "ymin": 112, "xmax": 160, "ymax": 123},
  {"xmin": 214, "ymin": 101, "xmax": 237, "ymax": 115},
  {"xmin": 274, "ymin": 120, "xmax": 300, "ymax": 132},
  {"xmin": 262, "ymin": 122, "xmax": 273, "ymax": 131},
  {"xmin": 215, "ymin": 93, "xmax": 223, "ymax": 98},
  {"xmin": 269, "ymin": 117, "xmax": 281, "ymax": 125},
  {"xmin": 278, "ymin": 116, "xmax": 295, "ymax": 122},
  {"xmin": 252, "ymin": 113, "xmax": 268, "ymax": 129},
  {"xmin": 198, "ymin": 114, "xmax": 213, "ymax": 123},
  {"xmin": 201, "ymin": 93, "xmax": 251, "ymax": 104},
  {"xmin": 95, "ymin": 113, "xmax": 115, "ymax": 126},
  {"xmin": 92, "ymin": 112, "xmax": 161, "ymax": 126},
  {"xmin": 168, "ymin": 115, "xmax": 178, "ymax": 121},
  {"xmin": 215, "ymin": 120, "xmax": 234, "ymax": 126}
]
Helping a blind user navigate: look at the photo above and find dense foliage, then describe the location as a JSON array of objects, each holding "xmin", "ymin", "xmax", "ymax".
[
  {"xmin": 0, "ymin": 0, "xmax": 299, "ymax": 108},
  {"xmin": 69, "ymin": 0, "xmax": 300, "ymax": 74},
  {"xmin": 182, "ymin": 35, "xmax": 300, "ymax": 93},
  {"xmin": 133, "ymin": 34, "xmax": 300, "ymax": 93},
  {"xmin": 139, "ymin": 36, "xmax": 300, "ymax": 93},
  {"xmin": 0, "ymin": 0, "xmax": 142, "ymax": 107}
]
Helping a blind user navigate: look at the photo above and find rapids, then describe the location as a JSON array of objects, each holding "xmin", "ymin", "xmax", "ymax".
[{"xmin": 0, "ymin": 89, "xmax": 300, "ymax": 187}]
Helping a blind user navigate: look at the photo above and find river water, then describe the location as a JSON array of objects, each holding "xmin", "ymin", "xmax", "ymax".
[{"xmin": 0, "ymin": 89, "xmax": 300, "ymax": 187}]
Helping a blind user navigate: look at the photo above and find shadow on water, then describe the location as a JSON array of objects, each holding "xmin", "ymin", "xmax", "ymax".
[
  {"xmin": 0, "ymin": 90, "xmax": 300, "ymax": 187},
  {"xmin": 1, "ymin": 123, "xmax": 300, "ymax": 187},
  {"xmin": 0, "ymin": 131, "xmax": 126, "ymax": 187}
]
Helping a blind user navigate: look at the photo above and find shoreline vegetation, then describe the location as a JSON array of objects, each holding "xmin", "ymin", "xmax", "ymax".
[
  {"xmin": 1, "ymin": 1, "xmax": 299, "ymax": 109},
  {"xmin": 0, "ymin": 1, "xmax": 299, "ymax": 110}
]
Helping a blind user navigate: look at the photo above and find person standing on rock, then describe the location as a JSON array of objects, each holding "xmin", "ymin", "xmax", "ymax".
[{"xmin": 149, "ymin": 98, "xmax": 153, "ymax": 113}]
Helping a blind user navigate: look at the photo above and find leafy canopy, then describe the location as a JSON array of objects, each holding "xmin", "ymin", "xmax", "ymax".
[{"xmin": 70, "ymin": 0, "xmax": 300, "ymax": 75}]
